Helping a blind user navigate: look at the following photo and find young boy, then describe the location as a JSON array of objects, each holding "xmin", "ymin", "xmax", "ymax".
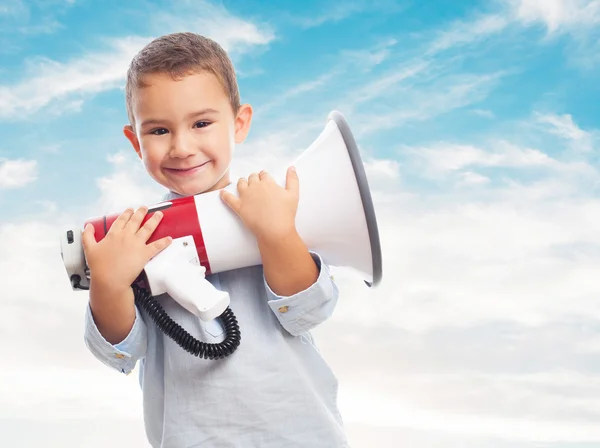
[{"xmin": 81, "ymin": 32, "xmax": 348, "ymax": 447}]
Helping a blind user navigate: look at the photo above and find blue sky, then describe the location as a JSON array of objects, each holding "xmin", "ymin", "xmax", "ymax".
[
  {"xmin": 1, "ymin": 0, "xmax": 599, "ymax": 217},
  {"xmin": 2, "ymin": 0, "xmax": 600, "ymax": 447}
]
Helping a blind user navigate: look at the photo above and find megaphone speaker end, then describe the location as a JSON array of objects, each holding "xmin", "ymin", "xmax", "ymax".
[{"xmin": 327, "ymin": 110, "xmax": 384, "ymax": 289}]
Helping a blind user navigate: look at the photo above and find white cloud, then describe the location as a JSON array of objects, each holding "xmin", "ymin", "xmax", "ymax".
[
  {"xmin": 0, "ymin": 1, "xmax": 275, "ymax": 119},
  {"xmin": 0, "ymin": 419, "xmax": 148, "ymax": 448},
  {"xmin": 93, "ymin": 151, "xmax": 166, "ymax": 215},
  {"xmin": 535, "ymin": 112, "xmax": 596, "ymax": 152},
  {"xmin": 338, "ymin": 379, "xmax": 600, "ymax": 442},
  {"xmin": 458, "ymin": 171, "xmax": 491, "ymax": 185},
  {"xmin": 316, "ymin": 179, "xmax": 600, "ymax": 441},
  {"xmin": 0, "ymin": 0, "xmax": 75, "ymax": 37},
  {"xmin": 414, "ymin": 142, "xmax": 553, "ymax": 171},
  {"xmin": 17, "ymin": 18, "xmax": 62, "ymax": 35},
  {"xmin": 150, "ymin": 0, "xmax": 275, "ymax": 55},
  {"xmin": 295, "ymin": 3, "xmax": 366, "ymax": 28},
  {"xmin": 39, "ymin": 143, "xmax": 62, "ymax": 153},
  {"xmin": 253, "ymin": 9, "xmax": 513, "ymax": 140},
  {"xmin": 508, "ymin": 0, "xmax": 600, "ymax": 33},
  {"xmin": 405, "ymin": 140, "xmax": 596, "ymax": 178},
  {"xmin": 314, "ymin": 311, "xmax": 600, "ymax": 445},
  {"xmin": 472, "ymin": 108, "xmax": 496, "ymax": 118},
  {"xmin": 330, "ymin": 190, "xmax": 600, "ymax": 333},
  {"xmin": 0, "ymin": 158, "xmax": 37, "ymax": 188},
  {"xmin": 500, "ymin": 0, "xmax": 600, "ymax": 69},
  {"xmin": 364, "ymin": 158, "xmax": 400, "ymax": 180},
  {"xmin": 418, "ymin": 1, "xmax": 600, "ymax": 71},
  {"xmin": 428, "ymin": 13, "xmax": 509, "ymax": 53},
  {"xmin": 340, "ymin": 38, "xmax": 398, "ymax": 71},
  {"xmin": 0, "ymin": 36, "xmax": 147, "ymax": 118},
  {"xmin": 350, "ymin": 60, "xmax": 430, "ymax": 106},
  {"xmin": 0, "ymin": 367, "xmax": 143, "ymax": 420},
  {"xmin": 255, "ymin": 37, "xmax": 400, "ymax": 119},
  {"xmin": 293, "ymin": 0, "xmax": 403, "ymax": 29},
  {"xmin": 319, "ymin": 185, "xmax": 600, "ymax": 445},
  {"xmin": 0, "ymin": 0, "xmax": 26, "ymax": 17},
  {"xmin": 354, "ymin": 71, "xmax": 506, "ymax": 136},
  {"xmin": 258, "ymin": 72, "xmax": 337, "ymax": 113}
]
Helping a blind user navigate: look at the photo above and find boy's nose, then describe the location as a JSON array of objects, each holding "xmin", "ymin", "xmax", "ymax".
[{"xmin": 169, "ymin": 133, "xmax": 196, "ymax": 158}]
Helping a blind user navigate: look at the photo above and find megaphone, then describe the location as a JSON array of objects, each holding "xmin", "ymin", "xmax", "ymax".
[{"xmin": 60, "ymin": 110, "xmax": 383, "ymax": 359}]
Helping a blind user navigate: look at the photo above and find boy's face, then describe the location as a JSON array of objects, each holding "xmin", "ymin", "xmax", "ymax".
[{"xmin": 124, "ymin": 71, "xmax": 252, "ymax": 196}]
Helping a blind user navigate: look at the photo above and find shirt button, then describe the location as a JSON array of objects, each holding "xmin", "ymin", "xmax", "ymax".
[
  {"xmin": 115, "ymin": 353, "xmax": 125, "ymax": 359},
  {"xmin": 278, "ymin": 306, "xmax": 289, "ymax": 313}
]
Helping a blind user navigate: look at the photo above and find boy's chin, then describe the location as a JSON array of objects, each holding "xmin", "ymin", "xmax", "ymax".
[{"xmin": 159, "ymin": 168, "xmax": 230, "ymax": 197}]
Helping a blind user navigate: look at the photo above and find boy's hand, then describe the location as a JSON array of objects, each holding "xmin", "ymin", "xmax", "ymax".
[
  {"xmin": 220, "ymin": 166, "xmax": 299, "ymax": 242},
  {"xmin": 81, "ymin": 206, "xmax": 172, "ymax": 293}
]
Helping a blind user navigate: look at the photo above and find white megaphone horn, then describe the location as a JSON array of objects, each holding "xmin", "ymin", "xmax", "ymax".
[{"xmin": 60, "ymin": 110, "xmax": 382, "ymax": 358}]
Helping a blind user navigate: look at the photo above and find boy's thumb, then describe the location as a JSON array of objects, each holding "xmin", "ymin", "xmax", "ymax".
[
  {"xmin": 286, "ymin": 166, "xmax": 299, "ymax": 195},
  {"xmin": 220, "ymin": 190, "xmax": 241, "ymax": 215},
  {"xmin": 81, "ymin": 223, "xmax": 95, "ymax": 250}
]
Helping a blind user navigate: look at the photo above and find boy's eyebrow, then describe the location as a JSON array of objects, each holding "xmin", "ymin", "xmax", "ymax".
[
  {"xmin": 187, "ymin": 108, "xmax": 220, "ymax": 118},
  {"xmin": 141, "ymin": 108, "xmax": 220, "ymax": 127}
]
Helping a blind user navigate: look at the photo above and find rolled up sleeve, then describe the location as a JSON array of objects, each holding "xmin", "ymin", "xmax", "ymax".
[
  {"xmin": 84, "ymin": 302, "xmax": 148, "ymax": 375},
  {"xmin": 264, "ymin": 251, "xmax": 339, "ymax": 336}
]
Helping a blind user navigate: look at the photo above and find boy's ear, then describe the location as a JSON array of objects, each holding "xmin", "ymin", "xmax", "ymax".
[
  {"xmin": 123, "ymin": 125, "xmax": 142, "ymax": 159},
  {"xmin": 234, "ymin": 104, "xmax": 253, "ymax": 144}
]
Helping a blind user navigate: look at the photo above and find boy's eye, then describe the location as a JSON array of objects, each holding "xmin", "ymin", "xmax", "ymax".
[
  {"xmin": 194, "ymin": 121, "xmax": 211, "ymax": 128},
  {"xmin": 150, "ymin": 128, "xmax": 168, "ymax": 135}
]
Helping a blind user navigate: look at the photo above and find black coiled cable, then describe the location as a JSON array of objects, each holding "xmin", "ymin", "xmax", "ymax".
[
  {"xmin": 71, "ymin": 274, "xmax": 242, "ymax": 360},
  {"xmin": 131, "ymin": 284, "xmax": 241, "ymax": 360}
]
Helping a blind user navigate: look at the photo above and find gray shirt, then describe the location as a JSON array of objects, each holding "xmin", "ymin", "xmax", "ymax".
[{"xmin": 83, "ymin": 193, "xmax": 348, "ymax": 448}]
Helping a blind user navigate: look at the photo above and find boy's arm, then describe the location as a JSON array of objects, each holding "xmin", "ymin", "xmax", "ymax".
[
  {"xmin": 219, "ymin": 167, "xmax": 339, "ymax": 336},
  {"xmin": 258, "ymin": 230, "xmax": 338, "ymax": 337},
  {"xmin": 84, "ymin": 284, "xmax": 148, "ymax": 375},
  {"xmin": 80, "ymin": 206, "xmax": 169, "ymax": 375}
]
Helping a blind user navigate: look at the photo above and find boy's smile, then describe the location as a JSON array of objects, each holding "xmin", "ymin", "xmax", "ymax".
[
  {"xmin": 164, "ymin": 160, "xmax": 212, "ymax": 176},
  {"xmin": 123, "ymin": 71, "xmax": 252, "ymax": 196}
]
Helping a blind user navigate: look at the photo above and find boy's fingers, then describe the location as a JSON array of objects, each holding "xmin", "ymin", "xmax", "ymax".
[
  {"xmin": 220, "ymin": 190, "xmax": 241, "ymax": 215},
  {"xmin": 248, "ymin": 172, "xmax": 259, "ymax": 185},
  {"xmin": 81, "ymin": 223, "xmax": 96, "ymax": 250},
  {"xmin": 237, "ymin": 177, "xmax": 248, "ymax": 192},
  {"xmin": 111, "ymin": 208, "xmax": 135, "ymax": 231},
  {"xmin": 147, "ymin": 236, "xmax": 173, "ymax": 259},
  {"xmin": 136, "ymin": 211, "xmax": 164, "ymax": 241},
  {"xmin": 125, "ymin": 206, "xmax": 148, "ymax": 232},
  {"xmin": 259, "ymin": 170, "xmax": 275, "ymax": 183},
  {"xmin": 285, "ymin": 166, "xmax": 299, "ymax": 196}
]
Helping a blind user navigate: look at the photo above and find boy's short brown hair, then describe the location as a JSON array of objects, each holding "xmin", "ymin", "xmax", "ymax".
[{"xmin": 125, "ymin": 32, "xmax": 241, "ymax": 126}]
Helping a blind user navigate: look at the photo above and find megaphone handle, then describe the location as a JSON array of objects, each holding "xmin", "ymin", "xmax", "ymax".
[{"xmin": 132, "ymin": 284, "xmax": 241, "ymax": 360}]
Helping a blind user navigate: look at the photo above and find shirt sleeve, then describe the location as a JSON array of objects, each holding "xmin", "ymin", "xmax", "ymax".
[
  {"xmin": 263, "ymin": 251, "xmax": 339, "ymax": 337},
  {"xmin": 83, "ymin": 302, "xmax": 148, "ymax": 375}
]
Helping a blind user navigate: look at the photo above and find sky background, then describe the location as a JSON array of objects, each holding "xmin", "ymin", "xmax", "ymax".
[{"xmin": 1, "ymin": 0, "xmax": 600, "ymax": 446}]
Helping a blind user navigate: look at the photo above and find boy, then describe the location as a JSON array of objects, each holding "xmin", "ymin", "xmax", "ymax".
[{"xmin": 81, "ymin": 32, "xmax": 348, "ymax": 447}]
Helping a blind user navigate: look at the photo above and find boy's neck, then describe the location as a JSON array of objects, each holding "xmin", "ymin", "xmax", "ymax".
[
  {"xmin": 162, "ymin": 181, "xmax": 233, "ymax": 201},
  {"xmin": 163, "ymin": 190, "xmax": 186, "ymax": 201}
]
